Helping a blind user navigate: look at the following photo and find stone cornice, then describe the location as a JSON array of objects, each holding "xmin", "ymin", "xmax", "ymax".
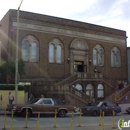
[{"xmin": 12, "ymin": 22, "xmax": 126, "ymax": 44}]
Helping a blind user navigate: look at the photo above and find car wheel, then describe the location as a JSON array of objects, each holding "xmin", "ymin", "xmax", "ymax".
[
  {"xmin": 58, "ymin": 110, "xmax": 66, "ymax": 117},
  {"xmin": 22, "ymin": 109, "xmax": 32, "ymax": 117},
  {"xmin": 92, "ymin": 110, "xmax": 98, "ymax": 116}
]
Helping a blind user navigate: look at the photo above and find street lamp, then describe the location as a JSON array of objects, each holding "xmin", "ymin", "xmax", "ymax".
[{"xmin": 15, "ymin": 0, "xmax": 23, "ymax": 104}]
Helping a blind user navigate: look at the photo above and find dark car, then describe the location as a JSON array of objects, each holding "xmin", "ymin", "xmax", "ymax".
[
  {"xmin": 12, "ymin": 98, "xmax": 77, "ymax": 117},
  {"xmin": 126, "ymin": 107, "xmax": 130, "ymax": 114},
  {"xmin": 81, "ymin": 101, "xmax": 121, "ymax": 116}
]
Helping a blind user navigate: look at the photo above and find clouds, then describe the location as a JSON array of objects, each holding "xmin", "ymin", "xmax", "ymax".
[
  {"xmin": 0, "ymin": 0, "xmax": 129, "ymax": 46},
  {"xmin": 68, "ymin": 0, "xmax": 130, "ymax": 45}
]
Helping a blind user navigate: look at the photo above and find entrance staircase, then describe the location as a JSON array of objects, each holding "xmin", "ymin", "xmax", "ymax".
[{"xmin": 49, "ymin": 73, "xmax": 121, "ymax": 106}]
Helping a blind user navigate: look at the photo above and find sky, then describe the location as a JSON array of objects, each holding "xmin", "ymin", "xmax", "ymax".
[{"xmin": 0, "ymin": 0, "xmax": 130, "ymax": 46}]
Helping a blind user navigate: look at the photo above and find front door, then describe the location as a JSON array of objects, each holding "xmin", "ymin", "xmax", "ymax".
[{"xmin": 74, "ymin": 61, "xmax": 86, "ymax": 73}]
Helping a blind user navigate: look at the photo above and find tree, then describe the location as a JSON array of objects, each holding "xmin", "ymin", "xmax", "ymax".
[{"xmin": 0, "ymin": 59, "xmax": 25, "ymax": 83}]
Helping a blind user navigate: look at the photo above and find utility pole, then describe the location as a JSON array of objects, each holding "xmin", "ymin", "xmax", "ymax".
[{"xmin": 15, "ymin": 0, "xmax": 24, "ymax": 104}]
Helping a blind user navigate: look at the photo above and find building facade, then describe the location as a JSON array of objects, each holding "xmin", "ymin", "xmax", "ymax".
[{"xmin": 0, "ymin": 9, "xmax": 128, "ymax": 106}]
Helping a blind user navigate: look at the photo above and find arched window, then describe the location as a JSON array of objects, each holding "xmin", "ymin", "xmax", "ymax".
[
  {"xmin": 75, "ymin": 84, "xmax": 82, "ymax": 91},
  {"xmin": 22, "ymin": 40, "xmax": 29, "ymax": 61},
  {"xmin": 30, "ymin": 42, "xmax": 37, "ymax": 62},
  {"xmin": 22, "ymin": 35, "xmax": 39, "ymax": 62},
  {"xmin": 111, "ymin": 47, "xmax": 121, "ymax": 67},
  {"xmin": 93, "ymin": 48, "xmax": 97, "ymax": 66},
  {"xmin": 56, "ymin": 45, "xmax": 62, "ymax": 63},
  {"xmin": 86, "ymin": 84, "xmax": 94, "ymax": 97},
  {"xmin": 93, "ymin": 44, "xmax": 104, "ymax": 66},
  {"xmin": 98, "ymin": 49, "xmax": 104, "ymax": 65},
  {"xmin": 97, "ymin": 84, "xmax": 104, "ymax": 98},
  {"xmin": 49, "ymin": 38, "xmax": 63, "ymax": 63},
  {"xmin": 49, "ymin": 44, "xmax": 55, "ymax": 63}
]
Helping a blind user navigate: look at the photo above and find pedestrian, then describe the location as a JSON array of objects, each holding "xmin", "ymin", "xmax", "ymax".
[
  {"xmin": 88, "ymin": 100, "xmax": 91, "ymax": 106},
  {"xmin": 41, "ymin": 94, "xmax": 44, "ymax": 98},
  {"xmin": 29, "ymin": 93, "xmax": 34, "ymax": 103},
  {"xmin": 94, "ymin": 67, "xmax": 97, "ymax": 73},
  {"xmin": 116, "ymin": 101, "xmax": 119, "ymax": 106},
  {"xmin": 8, "ymin": 91, "xmax": 14, "ymax": 105}
]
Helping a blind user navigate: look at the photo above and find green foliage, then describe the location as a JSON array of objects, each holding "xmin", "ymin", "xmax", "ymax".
[
  {"xmin": 0, "ymin": 61, "xmax": 15, "ymax": 76},
  {"xmin": 0, "ymin": 59, "xmax": 25, "ymax": 83}
]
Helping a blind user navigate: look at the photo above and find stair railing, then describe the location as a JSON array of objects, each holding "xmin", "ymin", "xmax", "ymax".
[
  {"xmin": 52, "ymin": 72, "xmax": 118, "ymax": 104},
  {"xmin": 69, "ymin": 86, "xmax": 93, "ymax": 103},
  {"xmin": 55, "ymin": 74, "xmax": 78, "ymax": 86},
  {"xmin": 113, "ymin": 84, "xmax": 130, "ymax": 102},
  {"xmin": 101, "ymin": 75, "xmax": 118, "ymax": 90}
]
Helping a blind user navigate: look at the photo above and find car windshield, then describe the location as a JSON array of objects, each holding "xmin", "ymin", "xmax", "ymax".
[
  {"xmin": 90, "ymin": 101, "xmax": 100, "ymax": 106},
  {"xmin": 96, "ymin": 102, "xmax": 103, "ymax": 107},
  {"xmin": 30, "ymin": 98, "xmax": 40, "ymax": 104}
]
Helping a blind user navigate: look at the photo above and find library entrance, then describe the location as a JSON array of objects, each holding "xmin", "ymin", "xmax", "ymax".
[{"xmin": 74, "ymin": 61, "xmax": 87, "ymax": 73}]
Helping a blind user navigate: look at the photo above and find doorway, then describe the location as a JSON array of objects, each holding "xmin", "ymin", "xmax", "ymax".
[{"xmin": 74, "ymin": 61, "xmax": 85, "ymax": 73}]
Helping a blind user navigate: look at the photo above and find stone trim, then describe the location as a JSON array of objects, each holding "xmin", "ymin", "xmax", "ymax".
[{"xmin": 13, "ymin": 22, "xmax": 125, "ymax": 44}]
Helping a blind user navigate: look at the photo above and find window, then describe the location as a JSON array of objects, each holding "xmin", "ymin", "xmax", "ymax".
[
  {"xmin": 56, "ymin": 45, "xmax": 62, "ymax": 63},
  {"xmin": 22, "ymin": 40, "xmax": 29, "ymax": 61},
  {"xmin": 49, "ymin": 38, "xmax": 63, "ymax": 63},
  {"xmin": 111, "ymin": 47, "xmax": 121, "ymax": 67},
  {"xmin": 75, "ymin": 84, "xmax": 82, "ymax": 91},
  {"xmin": 86, "ymin": 84, "xmax": 94, "ymax": 97},
  {"xmin": 93, "ymin": 48, "xmax": 97, "ymax": 65},
  {"xmin": 22, "ymin": 35, "xmax": 39, "ymax": 62},
  {"xmin": 93, "ymin": 44, "xmax": 104, "ymax": 66},
  {"xmin": 42, "ymin": 99, "xmax": 52, "ymax": 105},
  {"xmin": 97, "ymin": 84, "xmax": 104, "ymax": 98},
  {"xmin": 49, "ymin": 44, "xmax": 55, "ymax": 63},
  {"xmin": 30, "ymin": 42, "xmax": 37, "ymax": 62}
]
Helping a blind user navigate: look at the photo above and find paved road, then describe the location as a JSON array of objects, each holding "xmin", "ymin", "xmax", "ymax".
[
  {"xmin": 0, "ymin": 103, "xmax": 130, "ymax": 130},
  {"xmin": 0, "ymin": 113, "xmax": 130, "ymax": 130}
]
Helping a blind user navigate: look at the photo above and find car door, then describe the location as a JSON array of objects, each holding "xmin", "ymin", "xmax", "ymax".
[
  {"xmin": 106, "ymin": 102, "xmax": 115, "ymax": 115},
  {"xmin": 41, "ymin": 99, "xmax": 54, "ymax": 114},
  {"xmin": 100, "ymin": 102, "xmax": 107, "ymax": 115}
]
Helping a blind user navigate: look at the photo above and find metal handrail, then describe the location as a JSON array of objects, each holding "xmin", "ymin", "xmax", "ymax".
[{"xmin": 114, "ymin": 84, "xmax": 130, "ymax": 102}]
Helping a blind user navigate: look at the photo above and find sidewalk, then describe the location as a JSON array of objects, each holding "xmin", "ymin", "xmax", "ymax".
[
  {"xmin": 1, "ymin": 125, "xmax": 120, "ymax": 130},
  {"xmin": 119, "ymin": 103, "xmax": 130, "ymax": 113}
]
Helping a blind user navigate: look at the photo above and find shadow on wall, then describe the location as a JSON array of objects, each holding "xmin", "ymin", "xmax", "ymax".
[{"xmin": 0, "ymin": 90, "xmax": 28, "ymax": 109}]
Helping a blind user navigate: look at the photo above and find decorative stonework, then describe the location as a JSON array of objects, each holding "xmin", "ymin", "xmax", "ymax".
[
  {"xmin": 70, "ymin": 39, "xmax": 89, "ymax": 51},
  {"xmin": 12, "ymin": 22, "xmax": 125, "ymax": 44}
]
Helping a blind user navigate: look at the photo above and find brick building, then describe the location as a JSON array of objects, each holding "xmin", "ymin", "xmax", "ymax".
[{"xmin": 0, "ymin": 9, "xmax": 128, "ymax": 106}]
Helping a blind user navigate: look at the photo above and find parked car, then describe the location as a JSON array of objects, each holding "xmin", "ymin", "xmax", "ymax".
[
  {"xmin": 29, "ymin": 98, "xmax": 40, "ymax": 104},
  {"xmin": 81, "ymin": 101, "xmax": 121, "ymax": 116},
  {"xmin": 126, "ymin": 107, "xmax": 130, "ymax": 114},
  {"xmin": 11, "ymin": 98, "xmax": 77, "ymax": 117},
  {"xmin": 6, "ymin": 98, "xmax": 40, "ymax": 111}
]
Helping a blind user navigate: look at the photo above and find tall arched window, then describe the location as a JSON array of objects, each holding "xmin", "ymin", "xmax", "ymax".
[
  {"xmin": 56, "ymin": 45, "xmax": 62, "ymax": 63},
  {"xmin": 22, "ymin": 40, "xmax": 29, "ymax": 61},
  {"xmin": 22, "ymin": 35, "xmax": 39, "ymax": 62},
  {"xmin": 93, "ymin": 48, "xmax": 97, "ymax": 66},
  {"xmin": 30, "ymin": 42, "xmax": 37, "ymax": 62},
  {"xmin": 97, "ymin": 84, "xmax": 104, "ymax": 98},
  {"xmin": 111, "ymin": 47, "xmax": 121, "ymax": 67},
  {"xmin": 93, "ymin": 44, "xmax": 104, "ymax": 66},
  {"xmin": 86, "ymin": 84, "xmax": 94, "ymax": 97},
  {"xmin": 49, "ymin": 38, "xmax": 63, "ymax": 63},
  {"xmin": 49, "ymin": 44, "xmax": 55, "ymax": 63}
]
